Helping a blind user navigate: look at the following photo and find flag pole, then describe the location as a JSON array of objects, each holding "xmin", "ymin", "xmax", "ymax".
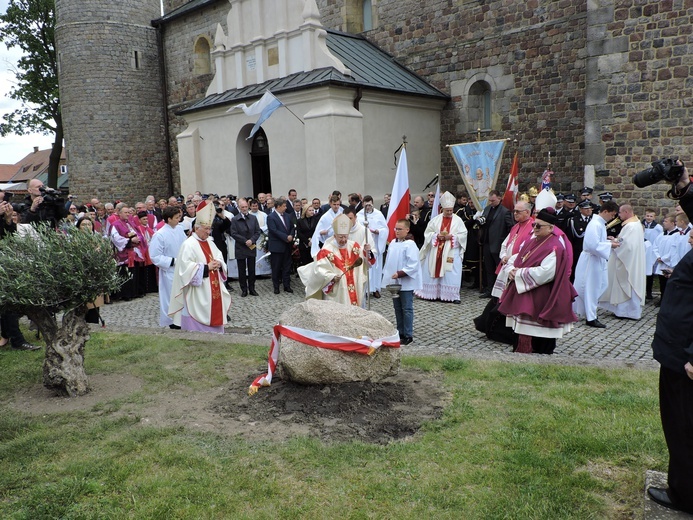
[{"xmin": 282, "ymin": 104, "xmax": 305, "ymax": 125}]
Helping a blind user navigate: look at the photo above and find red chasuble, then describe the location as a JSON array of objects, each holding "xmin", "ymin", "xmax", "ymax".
[
  {"xmin": 198, "ymin": 239, "xmax": 224, "ymax": 326},
  {"xmin": 317, "ymin": 244, "xmax": 363, "ymax": 306}
]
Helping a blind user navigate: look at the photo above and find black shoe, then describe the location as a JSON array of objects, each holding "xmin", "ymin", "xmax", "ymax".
[
  {"xmin": 274, "ymin": 288, "xmax": 280, "ymax": 294},
  {"xmin": 226, "ymin": 284, "xmax": 234, "ymax": 292},
  {"xmin": 241, "ymin": 291, "xmax": 248, "ymax": 297},
  {"xmin": 646, "ymin": 294, "xmax": 654, "ymax": 301},
  {"xmin": 169, "ymin": 324, "xmax": 181, "ymax": 330},
  {"xmin": 284, "ymin": 287, "xmax": 294, "ymax": 293},
  {"xmin": 401, "ymin": 336, "xmax": 413, "ymax": 345},
  {"xmin": 12, "ymin": 342, "xmax": 41, "ymax": 351},
  {"xmin": 452, "ymin": 300, "xmax": 461, "ymax": 304},
  {"xmin": 249, "ymin": 290, "xmax": 258, "ymax": 296},
  {"xmin": 479, "ymin": 292, "xmax": 492, "ymax": 299},
  {"xmin": 585, "ymin": 319, "xmax": 606, "ymax": 328},
  {"xmin": 646, "ymin": 487, "xmax": 692, "ymax": 513},
  {"xmin": 373, "ymin": 291, "xmax": 381, "ymax": 299}
]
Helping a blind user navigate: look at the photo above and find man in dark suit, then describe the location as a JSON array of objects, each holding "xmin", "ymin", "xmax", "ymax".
[
  {"xmin": 311, "ymin": 198, "xmax": 322, "ymax": 218},
  {"xmin": 348, "ymin": 193, "xmax": 363, "ymax": 214},
  {"xmin": 479, "ymin": 190, "xmax": 513, "ymax": 297},
  {"xmin": 380, "ymin": 193, "xmax": 390, "ymax": 218},
  {"xmin": 267, "ymin": 199, "xmax": 295, "ymax": 294},
  {"xmin": 229, "ymin": 198, "xmax": 261, "ymax": 297}
]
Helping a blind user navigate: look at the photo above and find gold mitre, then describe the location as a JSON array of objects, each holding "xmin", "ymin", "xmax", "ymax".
[
  {"xmin": 528, "ymin": 186, "xmax": 539, "ymax": 197},
  {"xmin": 332, "ymin": 214, "xmax": 351, "ymax": 235},
  {"xmin": 440, "ymin": 191, "xmax": 455, "ymax": 209},
  {"xmin": 196, "ymin": 200, "xmax": 215, "ymax": 227}
]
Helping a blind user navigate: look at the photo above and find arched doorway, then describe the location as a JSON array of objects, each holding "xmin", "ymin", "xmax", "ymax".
[{"xmin": 250, "ymin": 129, "xmax": 272, "ymax": 196}]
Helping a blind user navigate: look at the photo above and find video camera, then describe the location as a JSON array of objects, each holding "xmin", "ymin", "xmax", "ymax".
[{"xmin": 633, "ymin": 158, "xmax": 685, "ymax": 188}]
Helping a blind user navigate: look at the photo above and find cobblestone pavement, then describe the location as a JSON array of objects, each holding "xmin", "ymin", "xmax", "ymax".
[{"xmin": 97, "ymin": 275, "xmax": 660, "ymax": 368}]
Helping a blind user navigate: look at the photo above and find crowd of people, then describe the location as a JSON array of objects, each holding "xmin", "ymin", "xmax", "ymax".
[
  {"xmin": 2, "ymin": 179, "xmax": 681, "ymax": 349},
  {"xmin": 3, "ymin": 173, "xmax": 693, "ymax": 513}
]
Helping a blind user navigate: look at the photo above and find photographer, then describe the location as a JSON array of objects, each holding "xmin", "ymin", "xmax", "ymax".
[
  {"xmin": 20, "ymin": 179, "xmax": 68, "ymax": 228},
  {"xmin": 0, "ymin": 191, "xmax": 41, "ymax": 351},
  {"xmin": 647, "ymin": 160, "xmax": 693, "ymax": 514}
]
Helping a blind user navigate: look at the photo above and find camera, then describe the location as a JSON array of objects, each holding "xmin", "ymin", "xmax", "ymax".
[
  {"xmin": 11, "ymin": 203, "xmax": 27, "ymax": 213},
  {"xmin": 38, "ymin": 186, "xmax": 59, "ymax": 203},
  {"xmin": 633, "ymin": 158, "xmax": 685, "ymax": 188},
  {"xmin": 1, "ymin": 191, "xmax": 13, "ymax": 203}
]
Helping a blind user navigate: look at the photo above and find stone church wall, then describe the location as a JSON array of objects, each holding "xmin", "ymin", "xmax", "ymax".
[{"xmin": 314, "ymin": 0, "xmax": 693, "ymax": 212}]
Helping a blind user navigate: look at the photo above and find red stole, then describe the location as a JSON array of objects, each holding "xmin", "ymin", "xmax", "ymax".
[
  {"xmin": 198, "ymin": 240, "xmax": 224, "ymax": 326},
  {"xmin": 434, "ymin": 216, "xmax": 452, "ymax": 278},
  {"xmin": 318, "ymin": 244, "xmax": 362, "ymax": 305}
]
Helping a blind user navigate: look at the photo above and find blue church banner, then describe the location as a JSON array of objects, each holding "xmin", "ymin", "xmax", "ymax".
[{"xmin": 448, "ymin": 139, "xmax": 507, "ymax": 211}]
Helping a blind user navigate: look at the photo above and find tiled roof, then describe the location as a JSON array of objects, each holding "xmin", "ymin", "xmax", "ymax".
[
  {"xmin": 9, "ymin": 148, "xmax": 66, "ymax": 182},
  {"xmin": 181, "ymin": 30, "xmax": 448, "ymax": 115},
  {"xmin": 0, "ymin": 164, "xmax": 19, "ymax": 182}
]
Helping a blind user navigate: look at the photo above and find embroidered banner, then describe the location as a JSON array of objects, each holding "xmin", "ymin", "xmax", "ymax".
[{"xmin": 448, "ymin": 139, "xmax": 507, "ymax": 211}]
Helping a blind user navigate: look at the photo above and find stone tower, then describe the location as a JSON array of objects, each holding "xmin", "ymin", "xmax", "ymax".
[{"xmin": 55, "ymin": 0, "xmax": 171, "ymax": 202}]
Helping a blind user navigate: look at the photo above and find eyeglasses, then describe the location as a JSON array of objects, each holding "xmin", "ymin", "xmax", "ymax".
[
  {"xmin": 533, "ymin": 223, "xmax": 550, "ymax": 229},
  {"xmin": 513, "ymin": 209, "xmax": 528, "ymax": 213}
]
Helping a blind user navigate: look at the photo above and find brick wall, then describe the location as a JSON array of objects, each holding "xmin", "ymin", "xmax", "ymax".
[
  {"xmin": 160, "ymin": 2, "xmax": 229, "ymax": 195},
  {"xmin": 316, "ymin": 0, "xmax": 692, "ymax": 214},
  {"xmin": 597, "ymin": 0, "xmax": 693, "ymax": 214}
]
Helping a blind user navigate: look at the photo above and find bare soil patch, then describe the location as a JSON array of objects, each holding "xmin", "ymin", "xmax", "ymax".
[
  {"xmin": 211, "ymin": 367, "xmax": 451, "ymax": 444},
  {"xmin": 10, "ymin": 367, "xmax": 450, "ymax": 444}
]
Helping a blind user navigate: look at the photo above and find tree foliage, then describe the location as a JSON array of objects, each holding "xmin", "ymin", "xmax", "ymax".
[
  {"xmin": 0, "ymin": 0, "xmax": 62, "ymax": 187},
  {"xmin": 0, "ymin": 225, "xmax": 124, "ymax": 315},
  {"xmin": 0, "ymin": 0, "xmax": 58, "ymax": 136}
]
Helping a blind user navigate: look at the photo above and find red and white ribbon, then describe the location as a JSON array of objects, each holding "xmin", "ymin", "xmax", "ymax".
[{"xmin": 248, "ymin": 325, "xmax": 400, "ymax": 394}]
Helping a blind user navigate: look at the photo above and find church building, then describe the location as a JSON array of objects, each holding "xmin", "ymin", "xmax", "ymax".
[{"xmin": 56, "ymin": 0, "xmax": 693, "ymax": 212}]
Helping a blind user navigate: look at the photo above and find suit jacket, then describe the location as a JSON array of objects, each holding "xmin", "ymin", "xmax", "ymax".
[
  {"xmin": 481, "ymin": 203, "xmax": 513, "ymax": 255},
  {"xmin": 230, "ymin": 212, "xmax": 261, "ymax": 259},
  {"xmin": 379, "ymin": 203, "xmax": 389, "ymax": 218},
  {"xmin": 267, "ymin": 211, "xmax": 295, "ymax": 253}
]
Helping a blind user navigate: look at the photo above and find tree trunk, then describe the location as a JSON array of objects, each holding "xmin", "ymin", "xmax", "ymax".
[
  {"xmin": 30, "ymin": 308, "xmax": 91, "ymax": 397},
  {"xmin": 46, "ymin": 120, "xmax": 63, "ymax": 190}
]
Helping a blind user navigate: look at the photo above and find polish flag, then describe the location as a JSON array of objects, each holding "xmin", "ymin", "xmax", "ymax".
[
  {"xmin": 501, "ymin": 151, "xmax": 520, "ymax": 211},
  {"xmin": 386, "ymin": 147, "xmax": 410, "ymax": 241}
]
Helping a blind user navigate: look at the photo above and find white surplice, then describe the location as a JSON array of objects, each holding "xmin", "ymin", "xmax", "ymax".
[
  {"xmin": 599, "ymin": 217, "xmax": 646, "ymax": 319},
  {"xmin": 149, "ymin": 223, "xmax": 187, "ymax": 327},
  {"xmin": 573, "ymin": 214, "xmax": 612, "ymax": 322}
]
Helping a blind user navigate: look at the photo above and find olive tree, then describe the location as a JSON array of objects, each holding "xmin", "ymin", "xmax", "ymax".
[{"xmin": 0, "ymin": 225, "xmax": 124, "ymax": 396}]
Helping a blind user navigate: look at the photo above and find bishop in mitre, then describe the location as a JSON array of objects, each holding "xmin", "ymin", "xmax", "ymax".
[
  {"xmin": 414, "ymin": 191, "xmax": 467, "ymax": 303},
  {"xmin": 169, "ymin": 200, "xmax": 232, "ymax": 332},
  {"xmin": 298, "ymin": 214, "xmax": 375, "ymax": 306}
]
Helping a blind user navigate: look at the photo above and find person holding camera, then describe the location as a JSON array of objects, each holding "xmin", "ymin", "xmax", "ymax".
[
  {"xmin": 0, "ymin": 191, "xmax": 41, "ymax": 351},
  {"xmin": 645, "ymin": 160, "xmax": 693, "ymax": 514},
  {"xmin": 20, "ymin": 179, "xmax": 68, "ymax": 228}
]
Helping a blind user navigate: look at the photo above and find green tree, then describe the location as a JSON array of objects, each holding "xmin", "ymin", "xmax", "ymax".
[
  {"xmin": 0, "ymin": 0, "xmax": 61, "ymax": 188},
  {"xmin": 0, "ymin": 225, "xmax": 125, "ymax": 396}
]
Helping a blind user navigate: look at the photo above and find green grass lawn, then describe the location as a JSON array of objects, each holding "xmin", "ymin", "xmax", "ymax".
[{"xmin": 0, "ymin": 332, "xmax": 664, "ymax": 519}]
